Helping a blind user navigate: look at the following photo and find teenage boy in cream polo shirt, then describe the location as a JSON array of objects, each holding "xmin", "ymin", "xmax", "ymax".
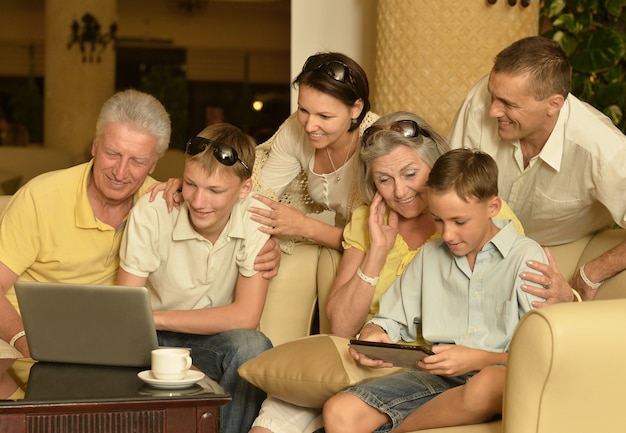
[{"xmin": 117, "ymin": 123, "xmax": 272, "ymax": 433}]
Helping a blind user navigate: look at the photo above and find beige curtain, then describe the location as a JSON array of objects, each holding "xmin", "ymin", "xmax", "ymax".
[{"xmin": 373, "ymin": 0, "xmax": 539, "ymax": 136}]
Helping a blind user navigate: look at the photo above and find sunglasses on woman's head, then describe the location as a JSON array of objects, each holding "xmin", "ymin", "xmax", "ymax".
[
  {"xmin": 302, "ymin": 58, "xmax": 356, "ymax": 84},
  {"xmin": 185, "ymin": 136, "xmax": 250, "ymax": 173},
  {"xmin": 362, "ymin": 120, "xmax": 431, "ymax": 147}
]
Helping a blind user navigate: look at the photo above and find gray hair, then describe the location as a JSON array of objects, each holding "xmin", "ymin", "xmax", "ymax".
[
  {"xmin": 95, "ymin": 89, "xmax": 171, "ymax": 158},
  {"xmin": 357, "ymin": 111, "xmax": 449, "ymax": 204}
]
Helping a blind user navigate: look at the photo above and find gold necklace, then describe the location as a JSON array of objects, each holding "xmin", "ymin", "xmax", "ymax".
[{"xmin": 325, "ymin": 132, "xmax": 356, "ymax": 182}]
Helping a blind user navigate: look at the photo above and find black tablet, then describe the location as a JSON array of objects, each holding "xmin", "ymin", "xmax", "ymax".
[{"xmin": 349, "ymin": 340, "xmax": 434, "ymax": 369}]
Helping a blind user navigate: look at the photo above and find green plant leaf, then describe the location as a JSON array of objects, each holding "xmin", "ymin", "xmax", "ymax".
[
  {"xmin": 553, "ymin": 31, "xmax": 579, "ymax": 55},
  {"xmin": 569, "ymin": 29, "xmax": 625, "ymax": 72},
  {"xmin": 543, "ymin": 0, "xmax": 626, "ymax": 132},
  {"xmin": 604, "ymin": 104, "xmax": 623, "ymax": 126},
  {"xmin": 596, "ymin": 80, "xmax": 626, "ymax": 106},
  {"xmin": 553, "ymin": 13, "xmax": 585, "ymax": 33},
  {"xmin": 545, "ymin": 0, "xmax": 567, "ymax": 17},
  {"xmin": 604, "ymin": 0, "xmax": 626, "ymax": 17}
]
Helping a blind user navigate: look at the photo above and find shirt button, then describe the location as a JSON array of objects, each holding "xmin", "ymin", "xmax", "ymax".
[{"xmin": 472, "ymin": 291, "xmax": 479, "ymax": 297}]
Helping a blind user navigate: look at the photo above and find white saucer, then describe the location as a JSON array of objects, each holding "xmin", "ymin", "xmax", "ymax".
[{"xmin": 137, "ymin": 369, "xmax": 205, "ymax": 389}]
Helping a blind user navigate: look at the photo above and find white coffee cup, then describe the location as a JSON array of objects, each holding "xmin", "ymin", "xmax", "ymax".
[{"xmin": 151, "ymin": 347, "xmax": 192, "ymax": 380}]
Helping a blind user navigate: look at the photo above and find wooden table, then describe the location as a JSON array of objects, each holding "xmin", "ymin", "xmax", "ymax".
[{"xmin": 0, "ymin": 360, "xmax": 231, "ymax": 433}]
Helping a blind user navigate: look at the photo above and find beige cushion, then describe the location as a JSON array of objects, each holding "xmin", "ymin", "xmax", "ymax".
[
  {"xmin": 0, "ymin": 195, "xmax": 12, "ymax": 214},
  {"xmin": 259, "ymin": 243, "xmax": 321, "ymax": 347},
  {"xmin": 316, "ymin": 247, "xmax": 342, "ymax": 335},
  {"xmin": 238, "ymin": 334, "xmax": 404, "ymax": 408},
  {"xmin": 0, "ymin": 146, "xmax": 78, "ymax": 191}
]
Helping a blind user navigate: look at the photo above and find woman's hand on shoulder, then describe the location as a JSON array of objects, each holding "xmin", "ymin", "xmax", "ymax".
[
  {"xmin": 249, "ymin": 194, "xmax": 307, "ymax": 237},
  {"xmin": 254, "ymin": 237, "xmax": 282, "ymax": 280}
]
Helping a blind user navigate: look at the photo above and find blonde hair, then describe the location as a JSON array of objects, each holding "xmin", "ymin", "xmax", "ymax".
[{"xmin": 188, "ymin": 123, "xmax": 256, "ymax": 180}]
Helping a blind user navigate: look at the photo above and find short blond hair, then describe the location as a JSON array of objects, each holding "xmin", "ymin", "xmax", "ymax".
[{"xmin": 188, "ymin": 123, "xmax": 256, "ymax": 180}]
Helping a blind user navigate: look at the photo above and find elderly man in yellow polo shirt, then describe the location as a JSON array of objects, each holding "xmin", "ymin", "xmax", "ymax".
[{"xmin": 0, "ymin": 89, "xmax": 279, "ymax": 367}]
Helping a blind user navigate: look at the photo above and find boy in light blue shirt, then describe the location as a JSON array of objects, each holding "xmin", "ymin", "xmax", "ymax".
[{"xmin": 323, "ymin": 148, "xmax": 547, "ymax": 432}]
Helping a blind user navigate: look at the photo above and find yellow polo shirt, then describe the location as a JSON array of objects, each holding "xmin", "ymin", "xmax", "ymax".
[{"xmin": 0, "ymin": 161, "xmax": 156, "ymax": 311}]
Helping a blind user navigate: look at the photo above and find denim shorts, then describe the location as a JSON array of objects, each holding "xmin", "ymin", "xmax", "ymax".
[{"xmin": 340, "ymin": 370, "xmax": 472, "ymax": 433}]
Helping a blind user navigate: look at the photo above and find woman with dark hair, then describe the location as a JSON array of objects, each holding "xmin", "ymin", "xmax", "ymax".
[
  {"xmin": 243, "ymin": 52, "xmax": 379, "ymax": 347},
  {"xmin": 249, "ymin": 51, "xmax": 377, "ymax": 251}
]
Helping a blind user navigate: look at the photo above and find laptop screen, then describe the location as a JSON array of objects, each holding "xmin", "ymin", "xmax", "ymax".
[{"xmin": 15, "ymin": 282, "xmax": 159, "ymax": 367}]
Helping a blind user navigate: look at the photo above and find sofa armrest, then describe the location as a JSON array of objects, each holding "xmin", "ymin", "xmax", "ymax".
[
  {"xmin": 504, "ymin": 299, "xmax": 626, "ymax": 433},
  {"xmin": 576, "ymin": 228, "xmax": 626, "ymax": 300},
  {"xmin": 0, "ymin": 195, "xmax": 12, "ymax": 215},
  {"xmin": 259, "ymin": 243, "xmax": 321, "ymax": 346},
  {"xmin": 316, "ymin": 247, "xmax": 342, "ymax": 335}
]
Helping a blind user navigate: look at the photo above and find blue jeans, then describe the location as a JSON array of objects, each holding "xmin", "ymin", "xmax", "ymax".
[
  {"xmin": 340, "ymin": 370, "xmax": 471, "ymax": 433},
  {"xmin": 158, "ymin": 329, "xmax": 272, "ymax": 433}
]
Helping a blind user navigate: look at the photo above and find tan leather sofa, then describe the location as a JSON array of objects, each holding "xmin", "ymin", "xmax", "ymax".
[
  {"xmin": 253, "ymin": 227, "xmax": 626, "ymax": 433},
  {"xmin": 0, "ymin": 146, "xmax": 81, "ymax": 194},
  {"xmin": 420, "ymin": 298, "xmax": 626, "ymax": 433}
]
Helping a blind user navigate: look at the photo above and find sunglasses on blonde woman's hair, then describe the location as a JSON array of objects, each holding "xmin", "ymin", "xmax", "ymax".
[
  {"xmin": 302, "ymin": 58, "xmax": 356, "ymax": 84},
  {"xmin": 185, "ymin": 136, "xmax": 250, "ymax": 173},
  {"xmin": 362, "ymin": 120, "xmax": 431, "ymax": 147}
]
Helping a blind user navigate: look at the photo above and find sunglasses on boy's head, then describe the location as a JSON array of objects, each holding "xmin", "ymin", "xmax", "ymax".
[
  {"xmin": 362, "ymin": 120, "xmax": 431, "ymax": 147},
  {"xmin": 185, "ymin": 136, "xmax": 250, "ymax": 173},
  {"xmin": 302, "ymin": 58, "xmax": 356, "ymax": 84}
]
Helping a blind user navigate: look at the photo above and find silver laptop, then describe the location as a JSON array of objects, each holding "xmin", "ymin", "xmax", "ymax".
[{"xmin": 15, "ymin": 281, "xmax": 159, "ymax": 367}]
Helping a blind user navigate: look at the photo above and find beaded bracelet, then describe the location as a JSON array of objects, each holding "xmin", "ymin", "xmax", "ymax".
[
  {"xmin": 356, "ymin": 267, "xmax": 379, "ymax": 286},
  {"xmin": 579, "ymin": 264, "xmax": 603, "ymax": 290},
  {"xmin": 9, "ymin": 330, "xmax": 25, "ymax": 348}
]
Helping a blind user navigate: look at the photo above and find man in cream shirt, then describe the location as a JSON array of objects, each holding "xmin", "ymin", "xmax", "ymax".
[{"xmin": 448, "ymin": 36, "xmax": 626, "ymax": 301}]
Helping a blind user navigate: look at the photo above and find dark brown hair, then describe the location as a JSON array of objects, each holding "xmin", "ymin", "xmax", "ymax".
[
  {"xmin": 427, "ymin": 148, "xmax": 498, "ymax": 202},
  {"xmin": 493, "ymin": 36, "xmax": 572, "ymax": 100},
  {"xmin": 293, "ymin": 52, "xmax": 370, "ymax": 131}
]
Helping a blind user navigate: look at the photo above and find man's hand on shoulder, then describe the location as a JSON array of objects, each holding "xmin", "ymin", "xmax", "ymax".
[
  {"xmin": 521, "ymin": 247, "xmax": 577, "ymax": 306},
  {"xmin": 255, "ymin": 237, "xmax": 281, "ymax": 280},
  {"xmin": 145, "ymin": 178, "xmax": 183, "ymax": 212}
]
